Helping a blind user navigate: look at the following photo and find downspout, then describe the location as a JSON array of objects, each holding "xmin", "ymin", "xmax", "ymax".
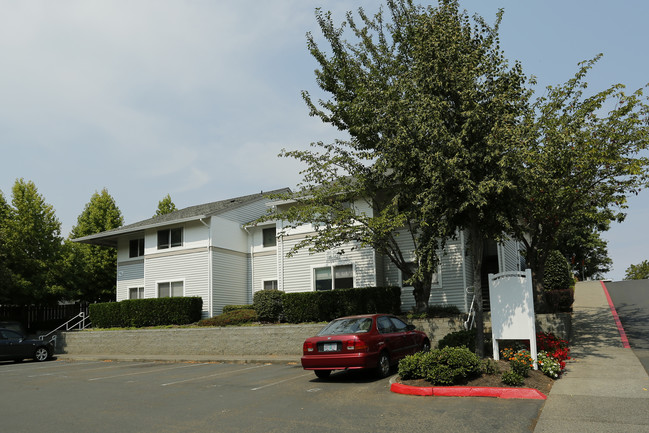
[
  {"xmin": 199, "ymin": 218, "xmax": 213, "ymax": 317},
  {"xmin": 243, "ymin": 225, "xmax": 254, "ymax": 303},
  {"xmin": 460, "ymin": 230, "xmax": 469, "ymax": 313}
]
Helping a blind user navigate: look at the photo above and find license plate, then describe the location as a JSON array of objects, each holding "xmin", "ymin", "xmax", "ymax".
[{"xmin": 322, "ymin": 343, "xmax": 338, "ymax": 352}]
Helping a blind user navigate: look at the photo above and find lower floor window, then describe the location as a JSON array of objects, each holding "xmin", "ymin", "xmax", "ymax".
[
  {"xmin": 158, "ymin": 281, "xmax": 184, "ymax": 298},
  {"xmin": 129, "ymin": 287, "xmax": 144, "ymax": 299},
  {"xmin": 263, "ymin": 280, "xmax": 278, "ymax": 291},
  {"xmin": 315, "ymin": 264, "xmax": 354, "ymax": 291}
]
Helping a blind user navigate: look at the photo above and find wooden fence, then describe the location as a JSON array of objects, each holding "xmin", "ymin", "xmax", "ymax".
[{"xmin": 0, "ymin": 303, "xmax": 89, "ymax": 332}]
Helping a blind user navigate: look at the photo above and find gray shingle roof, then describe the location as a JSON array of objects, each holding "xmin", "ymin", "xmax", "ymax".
[{"xmin": 73, "ymin": 188, "xmax": 290, "ymax": 247}]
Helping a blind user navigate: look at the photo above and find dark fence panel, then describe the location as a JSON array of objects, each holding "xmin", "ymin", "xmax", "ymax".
[{"xmin": 0, "ymin": 303, "xmax": 89, "ymax": 333}]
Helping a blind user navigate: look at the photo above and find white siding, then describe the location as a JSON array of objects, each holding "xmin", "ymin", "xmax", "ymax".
[
  {"xmin": 252, "ymin": 252, "xmax": 278, "ymax": 293},
  {"xmin": 499, "ymin": 238, "xmax": 522, "ymax": 273},
  {"xmin": 116, "ymin": 260, "xmax": 144, "ymax": 301},
  {"xmin": 145, "ymin": 250, "xmax": 210, "ymax": 316},
  {"xmin": 212, "ymin": 248, "xmax": 249, "ymax": 315},
  {"xmin": 279, "ymin": 233, "xmax": 376, "ymax": 293}
]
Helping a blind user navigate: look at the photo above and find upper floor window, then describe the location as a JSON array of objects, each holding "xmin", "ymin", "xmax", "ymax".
[
  {"xmin": 157, "ymin": 228, "xmax": 183, "ymax": 250},
  {"xmin": 129, "ymin": 238, "xmax": 144, "ymax": 258},
  {"xmin": 314, "ymin": 264, "xmax": 353, "ymax": 291},
  {"xmin": 262, "ymin": 227, "xmax": 277, "ymax": 248}
]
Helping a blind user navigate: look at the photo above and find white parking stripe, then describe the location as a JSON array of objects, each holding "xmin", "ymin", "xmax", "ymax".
[
  {"xmin": 0, "ymin": 361, "xmax": 99, "ymax": 374},
  {"xmin": 88, "ymin": 362, "xmax": 209, "ymax": 381},
  {"xmin": 27, "ymin": 361, "xmax": 160, "ymax": 377},
  {"xmin": 161, "ymin": 364, "xmax": 268, "ymax": 386},
  {"xmin": 250, "ymin": 372, "xmax": 313, "ymax": 391}
]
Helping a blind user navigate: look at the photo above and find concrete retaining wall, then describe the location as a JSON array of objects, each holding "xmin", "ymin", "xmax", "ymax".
[{"xmin": 56, "ymin": 313, "xmax": 571, "ymax": 357}]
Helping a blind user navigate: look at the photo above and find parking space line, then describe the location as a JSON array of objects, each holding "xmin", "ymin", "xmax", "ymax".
[
  {"xmin": 250, "ymin": 372, "xmax": 313, "ymax": 391},
  {"xmin": 0, "ymin": 361, "xmax": 99, "ymax": 374},
  {"xmin": 161, "ymin": 364, "xmax": 269, "ymax": 386},
  {"xmin": 27, "ymin": 361, "xmax": 160, "ymax": 377},
  {"xmin": 88, "ymin": 362, "xmax": 210, "ymax": 381}
]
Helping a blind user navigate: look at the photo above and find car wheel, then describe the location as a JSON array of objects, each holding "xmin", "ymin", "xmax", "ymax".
[
  {"xmin": 34, "ymin": 346, "xmax": 50, "ymax": 362},
  {"xmin": 421, "ymin": 340, "xmax": 431, "ymax": 352},
  {"xmin": 314, "ymin": 370, "xmax": 331, "ymax": 379},
  {"xmin": 376, "ymin": 351, "xmax": 391, "ymax": 378}
]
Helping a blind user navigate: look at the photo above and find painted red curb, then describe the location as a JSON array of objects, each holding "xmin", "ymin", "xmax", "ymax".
[
  {"xmin": 600, "ymin": 281, "xmax": 631, "ymax": 349},
  {"xmin": 390, "ymin": 383, "xmax": 546, "ymax": 400}
]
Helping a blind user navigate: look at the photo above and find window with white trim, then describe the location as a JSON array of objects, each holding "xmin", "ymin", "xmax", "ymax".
[
  {"xmin": 129, "ymin": 238, "xmax": 144, "ymax": 258},
  {"xmin": 158, "ymin": 281, "xmax": 184, "ymax": 298},
  {"xmin": 129, "ymin": 287, "xmax": 144, "ymax": 299},
  {"xmin": 314, "ymin": 264, "xmax": 354, "ymax": 291},
  {"xmin": 262, "ymin": 227, "xmax": 276, "ymax": 248},
  {"xmin": 263, "ymin": 280, "xmax": 278, "ymax": 291},
  {"xmin": 157, "ymin": 228, "xmax": 183, "ymax": 250}
]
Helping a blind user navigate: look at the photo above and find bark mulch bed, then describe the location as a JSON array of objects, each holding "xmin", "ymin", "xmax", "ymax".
[{"xmin": 395, "ymin": 360, "xmax": 555, "ymax": 396}]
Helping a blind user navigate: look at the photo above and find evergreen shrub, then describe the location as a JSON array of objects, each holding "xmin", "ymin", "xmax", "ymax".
[
  {"xmin": 197, "ymin": 309, "xmax": 257, "ymax": 326},
  {"xmin": 89, "ymin": 297, "xmax": 202, "ymax": 328},
  {"xmin": 253, "ymin": 290, "xmax": 284, "ymax": 322},
  {"xmin": 543, "ymin": 250, "xmax": 574, "ymax": 291},
  {"xmin": 397, "ymin": 347, "xmax": 481, "ymax": 385}
]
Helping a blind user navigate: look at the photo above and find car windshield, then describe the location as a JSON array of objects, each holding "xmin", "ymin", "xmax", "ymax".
[{"xmin": 317, "ymin": 318, "xmax": 372, "ymax": 336}]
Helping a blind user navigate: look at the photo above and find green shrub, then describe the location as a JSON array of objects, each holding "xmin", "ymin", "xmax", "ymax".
[
  {"xmin": 537, "ymin": 351, "xmax": 562, "ymax": 379},
  {"xmin": 398, "ymin": 346, "xmax": 481, "ymax": 385},
  {"xmin": 280, "ymin": 286, "xmax": 402, "ymax": 323},
  {"xmin": 437, "ymin": 329, "xmax": 476, "ymax": 351},
  {"xmin": 543, "ymin": 250, "xmax": 573, "ymax": 291},
  {"xmin": 89, "ymin": 297, "xmax": 202, "ymax": 328},
  {"xmin": 501, "ymin": 370, "xmax": 525, "ymax": 386},
  {"xmin": 253, "ymin": 290, "xmax": 284, "ymax": 322},
  {"xmin": 544, "ymin": 289, "xmax": 574, "ymax": 313},
  {"xmin": 222, "ymin": 305, "xmax": 255, "ymax": 314},
  {"xmin": 481, "ymin": 358, "xmax": 500, "ymax": 375},
  {"xmin": 406, "ymin": 305, "xmax": 461, "ymax": 320},
  {"xmin": 198, "ymin": 309, "xmax": 257, "ymax": 327}
]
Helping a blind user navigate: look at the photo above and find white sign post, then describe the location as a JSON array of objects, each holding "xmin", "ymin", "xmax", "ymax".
[{"xmin": 489, "ymin": 269, "xmax": 537, "ymax": 369}]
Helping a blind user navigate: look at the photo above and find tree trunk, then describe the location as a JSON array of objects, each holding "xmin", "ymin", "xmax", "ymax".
[
  {"xmin": 468, "ymin": 221, "xmax": 485, "ymax": 358},
  {"xmin": 411, "ymin": 274, "xmax": 432, "ymax": 313}
]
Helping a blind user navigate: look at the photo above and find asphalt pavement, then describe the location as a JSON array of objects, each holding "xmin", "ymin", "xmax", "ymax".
[
  {"xmin": 55, "ymin": 280, "xmax": 649, "ymax": 431},
  {"xmin": 534, "ymin": 281, "xmax": 649, "ymax": 432}
]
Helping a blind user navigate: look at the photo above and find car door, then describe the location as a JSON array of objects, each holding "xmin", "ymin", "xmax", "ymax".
[
  {"xmin": 0, "ymin": 329, "xmax": 26, "ymax": 359},
  {"xmin": 389, "ymin": 317, "xmax": 419, "ymax": 355},
  {"xmin": 376, "ymin": 315, "xmax": 409, "ymax": 360}
]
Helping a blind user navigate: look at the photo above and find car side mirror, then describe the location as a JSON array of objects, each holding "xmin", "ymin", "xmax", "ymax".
[{"xmin": 406, "ymin": 324, "xmax": 416, "ymax": 331}]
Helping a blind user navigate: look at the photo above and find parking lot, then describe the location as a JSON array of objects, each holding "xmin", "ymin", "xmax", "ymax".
[{"xmin": 1, "ymin": 359, "xmax": 544, "ymax": 432}]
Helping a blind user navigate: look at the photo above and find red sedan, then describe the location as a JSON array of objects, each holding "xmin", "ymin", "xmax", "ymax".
[{"xmin": 301, "ymin": 314, "xmax": 430, "ymax": 379}]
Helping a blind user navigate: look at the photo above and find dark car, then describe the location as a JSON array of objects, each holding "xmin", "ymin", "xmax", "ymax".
[
  {"xmin": 0, "ymin": 328, "xmax": 54, "ymax": 362},
  {"xmin": 301, "ymin": 314, "xmax": 429, "ymax": 379}
]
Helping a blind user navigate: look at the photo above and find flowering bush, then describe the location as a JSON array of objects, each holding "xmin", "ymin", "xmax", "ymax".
[
  {"xmin": 537, "ymin": 332, "xmax": 571, "ymax": 371},
  {"xmin": 537, "ymin": 351, "xmax": 562, "ymax": 379}
]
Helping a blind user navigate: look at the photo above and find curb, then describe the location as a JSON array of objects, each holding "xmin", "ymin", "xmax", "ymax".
[{"xmin": 390, "ymin": 380, "xmax": 547, "ymax": 400}]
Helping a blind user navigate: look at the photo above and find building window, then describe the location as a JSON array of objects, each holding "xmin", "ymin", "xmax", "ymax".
[
  {"xmin": 263, "ymin": 280, "xmax": 278, "ymax": 291},
  {"xmin": 157, "ymin": 228, "xmax": 183, "ymax": 250},
  {"xmin": 129, "ymin": 287, "xmax": 144, "ymax": 299},
  {"xmin": 400, "ymin": 262, "xmax": 440, "ymax": 287},
  {"xmin": 314, "ymin": 264, "xmax": 354, "ymax": 291},
  {"xmin": 129, "ymin": 238, "xmax": 144, "ymax": 258},
  {"xmin": 262, "ymin": 227, "xmax": 276, "ymax": 248},
  {"xmin": 158, "ymin": 281, "xmax": 183, "ymax": 298}
]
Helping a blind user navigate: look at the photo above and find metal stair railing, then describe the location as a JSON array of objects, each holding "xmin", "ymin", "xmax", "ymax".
[
  {"xmin": 464, "ymin": 287, "xmax": 476, "ymax": 330},
  {"xmin": 39, "ymin": 312, "xmax": 91, "ymax": 345}
]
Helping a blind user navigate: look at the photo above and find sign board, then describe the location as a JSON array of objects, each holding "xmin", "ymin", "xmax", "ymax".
[{"xmin": 488, "ymin": 269, "xmax": 537, "ymax": 369}]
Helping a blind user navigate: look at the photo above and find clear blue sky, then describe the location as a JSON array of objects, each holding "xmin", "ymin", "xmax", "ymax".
[{"xmin": 1, "ymin": 1, "xmax": 647, "ymax": 281}]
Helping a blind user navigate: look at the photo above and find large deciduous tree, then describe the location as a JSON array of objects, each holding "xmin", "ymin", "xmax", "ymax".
[
  {"xmin": 624, "ymin": 260, "xmax": 649, "ymax": 280},
  {"xmin": 65, "ymin": 189, "xmax": 123, "ymax": 302},
  {"xmin": 2, "ymin": 179, "xmax": 64, "ymax": 304},
  {"xmin": 264, "ymin": 0, "xmax": 531, "ymax": 356},
  {"xmin": 514, "ymin": 56, "xmax": 649, "ymax": 308}
]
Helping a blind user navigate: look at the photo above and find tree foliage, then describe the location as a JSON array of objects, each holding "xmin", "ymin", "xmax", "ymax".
[
  {"xmin": 1, "ymin": 179, "xmax": 64, "ymax": 304},
  {"xmin": 624, "ymin": 260, "xmax": 649, "ymax": 280},
  {"xmin": 514, "ymin": 56, "xmax": 649, "ymax": 306},
  {"xmin": 262, "ymin": 0, "xmax": 530, "ymax": 357},
  {"xmin": 155, "ymin": 193, "xmax": 177, "ymax": 217},
  {"xmin": 65, "ymin": 189, "xmax": 123, "ymax": 303}
]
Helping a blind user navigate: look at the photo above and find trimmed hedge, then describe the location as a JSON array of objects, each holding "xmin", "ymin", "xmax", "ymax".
[
  {"xmin": 253, "ymin": 290, "xmax": 284, "ymax": 322},
  {"xmin": 398, "ymin": 346, "xmax": 482, "ymax": 385},
  {"xmin": 222, "ymin": 305, "xmax": 255, "ymax": 314},
  {"xmin": 89, "ymin": 297, "xmax": 203, "ymax": 328},
  {"xmin": 281, "ymin": 286, "xmax": 402, "ymax": 323},
  {"xmin": 543, "ymin": 250, "xmax": 574, "ymax": 291},
  {"xmin": 544, "ymin": 288, "xmax": 574, "ymax": 313}
]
